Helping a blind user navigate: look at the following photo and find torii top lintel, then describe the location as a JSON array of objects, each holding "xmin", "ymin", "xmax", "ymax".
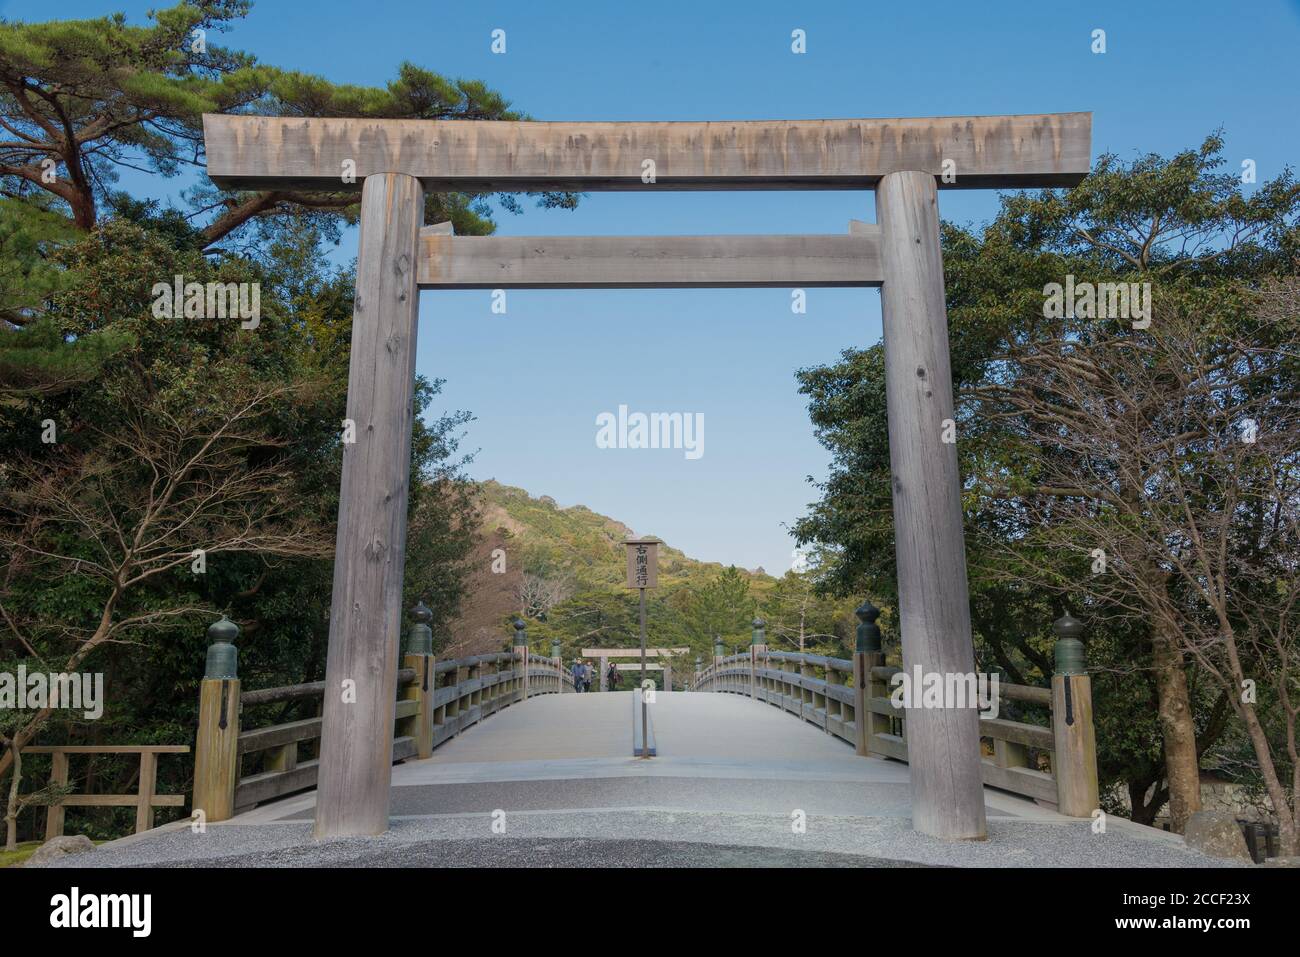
[{"xmin": 202, "ymin": 112, "xmax": 1091, "ymax": 192}]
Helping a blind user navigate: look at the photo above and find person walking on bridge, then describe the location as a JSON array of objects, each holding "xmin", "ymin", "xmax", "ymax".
[
  {"xmin": 581, "ymin": 660, "xmax": 594, "ymax": 693},
  {"xmin": 571, "ymin": 658, "xmax": 585, "ymax": 692},
  {"xmin": 606, "ymin": 661, "xmax": 620, "ymax": 691}
]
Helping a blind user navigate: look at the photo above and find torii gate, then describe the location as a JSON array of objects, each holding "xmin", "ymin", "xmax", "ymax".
[
  {"xmin": 203, "ymin": 111, "xmax": 1091, "ymax": 843},
  {"xmin": 581, "ymin": 647, "xmax": 690, "ymax": 690}
]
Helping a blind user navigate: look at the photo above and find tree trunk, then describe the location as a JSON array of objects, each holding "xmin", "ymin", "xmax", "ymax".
[
  {"xmin": 1127, "ymin": 776, "xmax": 1168, "ymax": 827},
  {"xmin": 1235, "ymin": 696, "xmax": 1298, "ymax": 855},
  {"xmin": 1150, "ymin": 623, "xmax": 1201, "ymax": 832},
  {"xmin": 4, "ymin": 741, "xmax": 21, "ymax": 852},
  {"xmin": 0, "ymin": 706, "xmax": 50, "ymax": 783},
  {"xmin": 68, "ymin": 184, "xmax": 97, "ymax": 231}
]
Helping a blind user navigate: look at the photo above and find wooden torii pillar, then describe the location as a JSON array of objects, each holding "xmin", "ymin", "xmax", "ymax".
[{"xmin": 204, "ymin": 112, "xmax": 1091, "ymax": 841}]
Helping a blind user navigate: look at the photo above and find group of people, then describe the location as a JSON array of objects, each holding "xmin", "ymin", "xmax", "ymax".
[{"xmin": 570, "ymin": 659, "xmax": 622, "ymax": 692}]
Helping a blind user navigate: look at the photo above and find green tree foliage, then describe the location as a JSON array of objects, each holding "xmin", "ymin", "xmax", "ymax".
[
  {"xmin": 0, "ymin": 317, "xmax": 134, "ymax": 401},
  {"xmin": 0, "ymin": 216, "xmax": 478, "ymax": 843},
  {"xmin": 678, "ymin": 566, "xmax": 756, "ymax": 647},
  {"xmin": 0, "ymin": 197, "xmax": 80, "ymax": 323}
]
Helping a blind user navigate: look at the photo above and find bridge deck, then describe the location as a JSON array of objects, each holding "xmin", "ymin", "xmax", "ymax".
[{"xmin": 51, "ymin": 693, "xmax": 1232, "ymax": 868}]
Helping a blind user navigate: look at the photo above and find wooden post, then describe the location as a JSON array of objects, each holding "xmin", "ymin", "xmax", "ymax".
[
  {"xmin": 749, "ymin": 618, "xmax": 766, "ymax": 700},
  {"xmin": 402, "ymin": 655, "xmax": 435, "ymax": 759},
  {"xmin": 1052, "ymin": 675, "xmax": 1099, "ymax": 816},
  {"xmin": 868, "ymin": 658, "xmax": 894, "ymax": 748},
  {"xmin": 800, "ymin": 656, "xmax": 815, "ymax": 722},
  {"xmin": 468, "ymin": 658, "xmax": 482, "ymax": 713},
  {"xmin": 263, "ymin": 743, "xmax": 297, "ymax": 774},
  {"xmin": 479, "ymin": 658, "xmax": 493, "ymax": 711},
  {"xmin": 402, "ymin": 602, "xmax": 436, "ymax": 759},
  {"xmin": 857, "ymin": 657, "xmax": 868, "ymax": 754},
  {"xmin": 825, "ymin": 664, "xmax": 839, "ymax": 729},
  {"xmin": 309, "ymin": 697, "xmax": 324, "ymax": 760},
  {"xmin": 135, "ymin": 751, "xmax": 158, "ymax": 833},
  {"xmin": 852, "ymin": 603, "xmax": 880, "ymax": 756},
  {"xmin": 44, "ymin": 751, "xmax": 69, "ymax": 839},
  {"xmin": 512, "ymin": 618, "xmax": 529, "ymax": 701},
  {"xmin": 876, "ymin": 170, "xmax": 987, "ymax": 841},
  {"xmin": 1050, "ymin": 614, "xmax": 1100, "ymax": 817},
  {"xmin": 600, "ymin": 655, "xmax": 609, "ymax": 692},
  {"xmin": 993, "ymin": 738, "xmax": 1029, "ymax": 772},
  {"xmin": 314, "ymin": 172, "xmax": 425, "ymax": 839},
  {"xmin": 192, "ymin": 677, "xmax": 240, "ymax": 823},
  {"xmin": 451, "ymin": 660, "xmax": 468, "ymax": 721}
]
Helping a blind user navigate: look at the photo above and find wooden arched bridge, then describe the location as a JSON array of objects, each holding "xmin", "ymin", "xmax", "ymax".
[{"xmin": 33, "ymin": 607, "xmax": 1227, "ymax": 868}]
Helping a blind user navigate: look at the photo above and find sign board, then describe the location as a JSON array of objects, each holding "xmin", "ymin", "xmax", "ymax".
[{"xmin": 624, "ymin": 538, "xmax": 660, "ymax": 589}]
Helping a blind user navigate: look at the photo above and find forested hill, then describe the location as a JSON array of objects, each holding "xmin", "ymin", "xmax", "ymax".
[
  {"xmin": 446, "ymin": 481, "xmax": 859, "ymax": 675},
  {"xmin": 480, "ymin": 480, "xmax": 759, "ymax": 587}
]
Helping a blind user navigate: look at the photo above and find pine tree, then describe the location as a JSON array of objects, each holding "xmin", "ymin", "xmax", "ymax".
[{"xmin": 0, "ymin": 2, "xmax": 577, "ymax": 248}]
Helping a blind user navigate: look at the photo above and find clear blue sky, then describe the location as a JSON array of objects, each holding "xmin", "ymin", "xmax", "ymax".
[{"xmin": 5, "ymin": 0, "xmax": 1298, "ymax": 574}]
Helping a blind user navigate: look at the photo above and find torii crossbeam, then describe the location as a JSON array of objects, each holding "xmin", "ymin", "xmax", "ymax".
[{"xmin": 201, "ymin": 112, "xmax": 1091, "ymax": 844}]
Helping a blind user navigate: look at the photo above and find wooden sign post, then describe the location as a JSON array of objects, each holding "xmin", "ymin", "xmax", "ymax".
[
  {"xmin": 625, "ymin": 537, "xmax": 660, "ymax": 756},
  {"xmin": 625, "ymin": 537, "xmax": 659, "ymax": 590}
]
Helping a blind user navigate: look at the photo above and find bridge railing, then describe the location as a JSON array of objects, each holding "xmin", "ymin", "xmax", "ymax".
[
  {"xmin": 192, "ymin": 610, "xmax": 572, "ymax": 823},
  {"xmin": 689, "ymin": 610, "xmax": 1098, "ymax": 817}
]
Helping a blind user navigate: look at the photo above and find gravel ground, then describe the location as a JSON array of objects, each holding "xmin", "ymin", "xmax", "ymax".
[
  {"xmin": 282, "ymin": 776, "xmax": 926, "ymax": 820},
  {"xmin": 38, "ymin": 808, "xmax": 1240, "ymax": 869},
  {"xmin": 57, "ymin": 836, "xmax": 928, "ymax": 869}
]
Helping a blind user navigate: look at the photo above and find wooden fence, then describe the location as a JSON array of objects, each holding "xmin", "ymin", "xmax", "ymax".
[
  {"xmin": 193, "ymin": 644, "xmax": 573, "ymax": 823},
  {"xmin": 689, "ymin": 611, "xmax": 1098, "ymax": 817},
  {"xmin": 26, "ymin": 745, "xmax": 190, "ymax": 839}
]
